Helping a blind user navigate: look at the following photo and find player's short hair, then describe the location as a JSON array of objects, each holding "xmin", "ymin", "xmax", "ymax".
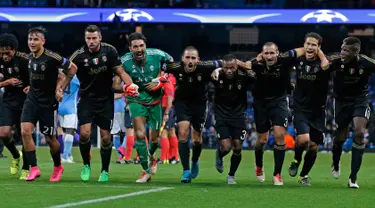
[
  {"xmin": 0, "ymin": 33, "xmax": 19, "ymax": 50},
  {"xmin": 182, "ymin": 46, "xmax": 199, "ymax": 56},
  {"xmin": 343, "ymin": 37, "xmax": 361, "ymax": 46},
  {"xmin": 263, "ymin": 42, "xmax": 278, "ymax": 48},
  {"xmin": 85, "ymin": 25, "xmax": 101, "ymax": 34},
  {"xmin": 222, "ymin": 54, "xmax": 236, "ymax": 62},
  {"xmin": 128, "ymin": 32, "xmax": 147, "ymax": 46},
  {"xmin": 28, "ymin": 26, "xmax": 47, "ymax": 36},
  {"xmin": 304, "ymin": 32, "xmax": 322, "ymax": 45}
]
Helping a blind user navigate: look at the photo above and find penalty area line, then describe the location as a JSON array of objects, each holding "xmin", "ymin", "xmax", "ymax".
[{"xmin": 46, "ymin": 187, "xmax": 173, "ymax": 208}]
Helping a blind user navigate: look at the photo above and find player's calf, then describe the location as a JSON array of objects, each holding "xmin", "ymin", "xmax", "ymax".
[
  {"xmin": 254, "ymin": 134, "xmax": 267, "ymax": 182},
  {"xmin": 216, "ymin": 139, "xmax": 231, "ymax": 173}
]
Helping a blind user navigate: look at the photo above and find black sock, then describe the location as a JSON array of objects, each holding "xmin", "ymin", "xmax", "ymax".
[
  {"xmin": 332, "ymin": 140, "xmax": 344, "ymax": 170},
  {"xmin": 300, "ymin": 149, "xmax": 317, "ymax": 177},
  {"xmin": 79, "ymin": 139, "xmax": 91, "ymax": 166},
  {"xmin": 191, "ymin": 141, "xmax": 202, "ymax": 163},
  {"xmin": 294, "ymin": 142, "xmax": 307, "ymax": 164},
  {"xmin": 254, "ymin": 143, "xmax": 265, "ymax": 168},
  {"xmin": 100, "ymin": 141, "xmax": 112, "ymax": 172},
  {"xmin": 349, "ymin": 142, "xmax": 365, "ymax": 182},
  {"xmin": 50, "ymin": 150, "xmax": 61, "ymax": 167},
  {"xmin": 228, "ymin": 152, "xmax": 242, "ymax": 176},
  {"xmin": 1, "ymin": 137, "xmax": 20, "ymax": 159},
  {"xmin": 273, "ymin": 144, "xmax": 286, "ymax": 176},
  {"xmin": 21, "ymin": 146, "xmax": 29, "ymax": 170},
  {"xmin": 178, "ymin": 141, "xmax": 190, "ymax": 171},
  {"xmin": 24, "ymin": 150, "xmax": 37, "ymax": 167}
]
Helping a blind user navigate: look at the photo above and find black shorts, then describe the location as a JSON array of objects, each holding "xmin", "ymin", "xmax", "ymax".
[
  {"xmin": 162, "ymin": 107, "xmax": 176, "ymax": 130},
  {"xmin": 78, "ymin": 97, "xmax": 114, "ymax": 131},
  {"xmin": 174, "ymin": 100, "xmax": 207, "ymax": 132},
  {"xmin": 334, "ymin": 98, "xmax": 371, "ymax": 129},
  {"xmin": 215, "ymin": 116, "xmax": 247, "ymax": 141},
  {"xmin": 0, "ymin": 103, "xmax": 22, "ymax": 128},
  {"xmin": 293, "ymin": 109, "xmax": 325, "ymax": 145},
  {"xmin": 254, "ymin": 96, "xmax": 290, "ymax": 134},
  {"xmin": 124, "ymin": 108, "xmax": 133, "ymax": 129},
  {"xmin": 21, "ymin": 98, "xmax": 57, "ymax": 136}
]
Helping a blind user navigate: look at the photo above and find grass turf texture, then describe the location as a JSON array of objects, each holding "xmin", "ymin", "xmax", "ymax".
[{"xmin": 0, "ymin": 147, "xmax": 374, "ymax": 208}]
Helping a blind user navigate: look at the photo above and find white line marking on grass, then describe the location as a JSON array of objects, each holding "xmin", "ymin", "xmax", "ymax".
[
  {"xmin": 0, "ymin": 184, "xmax": 171, "ymax": 189},
  {"xmin": 47, "ymin": 187, "xmax": 173, "ymax": 208}
]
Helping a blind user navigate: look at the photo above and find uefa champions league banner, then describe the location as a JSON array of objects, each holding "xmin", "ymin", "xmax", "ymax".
[{"xmin": 0, "ymin": 8, "xmax": 375, "ymax": 24}]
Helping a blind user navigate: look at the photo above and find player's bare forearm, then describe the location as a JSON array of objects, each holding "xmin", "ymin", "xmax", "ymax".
[
  {"xmin": 112, "ymin": 75, "xmax": 123, "ymax": 93},
  {"xmin": 116, "ymin": 67, "xmax": 133, "ymax": 85},
  {"xmin": 56, "ymin": 73, "xmax": 65, "ymax": 91},
  {"xmin": 237, "ymin": 60, "xmax": 251, "ymax": 70},
  {"xmin": 60, "ymin": 63, "xmax": 77, "ymax": 91},
  {"xmin": 114, "ymin": 93, "xmax": 123, "ymax": 99},
  {"xmin": 318, "ymin": 49, "xmax": 329, "ymax": 70},
  {"xmin": 165, "ymin": 96, "xmax": 173, "ymax": 114},
  {"xmin": 0, "ymin": 80, "xmax": 9, "ymax": 88}
]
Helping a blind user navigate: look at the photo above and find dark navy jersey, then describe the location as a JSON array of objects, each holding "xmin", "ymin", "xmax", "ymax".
[
  {"xmin": 293, "ymin": 56, "xmax": 334, "ymax": 113},
  {"xmin": 0, "ymin": 51, "xmax": 29, "ymax": 109},
  {"xmin": 212, "ymin": 70, "xmax": 252, "ymax": 119},
  {"xmin": 251, "ymin": 50, "xmax": 297, "ymax": 98},
  {"xmin": 28, "ymin": 49, "xmax": 71, "ymax": 108},
  {"xmin": 70, "ymin": 42, "xmax": 122, "ymax": 100},
  {"xmin": 165, "ymin": 60, "xmax": 221, "ymax": 102},
  {"xmin": 328, "ymin": 54, "xmax": 375, "ymax": 99}
]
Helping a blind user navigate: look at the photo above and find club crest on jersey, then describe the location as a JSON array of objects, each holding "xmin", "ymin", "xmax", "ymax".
[
  {"xmin": 0, "ymin": 65, "xmax": 3, "ymax": 69},
  {"xmin": 14, "ymin": 66, "xmax": 19, "ymax": 73},
  {"xmin": 314, "ymin": 66, "xmax": 319, "ymax": 73},
  {"xmin": 349, "ymin": 68, "xmax": 355, "ymax": 74},
  {"xmin": 7, "ymin": 68, "xmax": 12, "ymax": 74},
  {"xmin": 197, "ymin": 75, "xmax": 202, "ymax": 81},
  {"xmin": 102, "ymin": 55, "xmax": 107, "ymax": 62},
  {"xmin": 238, "ymin": 84, "xmax": 242, "ymax": 90},
  {"xmin": 132, "ymin": 65, "xmax": 136, "ymax": 68},
  {"xmin": 300, "ymin": 61, "xmax": 303, "ymax": 65},
  {"xmin": 150, "ymin": 65, "xmax": 154, "ymax": 71},
  {"xmin": 359, "ymin": 68, "xmax": 364, "ymax": 74},
  {"xmin": 341, "ymin": 64, "xmax": 344, "ymax": 69},
  {"xmin": 92, "ymin": 58, "xmax": 99, "ymax": 65},
  {"xmin": 305, "ymin": 65, "xmax": 311, "ymax": 72},
  {"xmin": 41, "ymin": 63, "xmax": 46, "ymax": 71}
]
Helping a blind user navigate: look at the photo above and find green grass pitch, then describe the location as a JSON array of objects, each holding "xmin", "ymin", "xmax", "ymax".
[{"xmin": 0, "ymin": 147, "xmax": 374, "ymax": 208}]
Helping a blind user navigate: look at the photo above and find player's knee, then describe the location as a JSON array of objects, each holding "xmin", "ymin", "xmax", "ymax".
[
  {"xmin": 297, "ymin": 134, "xmax": 309, "ymax": 146},
  {"xmin": 80, "ymin": 131, "xmax": 91, "ymax": 141},
  {"xmin": 353, "ymin": 130, "xmax": 365, "ymax": 144},
  {"xmin": 220, "ymin": 145, "xmax": 231, "ymax": 153},
  {"xmin": 256, "ymin": 133, "xmax": 268, "ymax": 145},
  {"xmin": 233, "ymin": 148, "xmax": 242, "ymax": 155},
  {"xmin": 21, "ymin": 128, "xmax": 33, "ymax": 139},
  {"xmin": 308, "ymin": 141, "xmax": 319, "ymax": 152},
  {"xmin": 135, "ymin": 129, "xmax": 146, "ymax": 140},
  {"xmin": 178, "ymin": 128, "xmax": 189, "ymax": 141},
  {"xmin": 273, "ymin": 130, "xmax": 285, "ymax": 144}
]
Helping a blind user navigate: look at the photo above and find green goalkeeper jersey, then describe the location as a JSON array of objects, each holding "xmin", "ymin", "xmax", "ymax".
[{"xmin": 121, "ymin": 48, "xmax": 172, "ymax": 104}]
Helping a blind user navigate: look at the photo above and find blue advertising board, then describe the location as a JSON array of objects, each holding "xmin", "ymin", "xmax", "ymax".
[{"xmin": 0, "ymin": 8, "xmax": 374, "ymax": 24}]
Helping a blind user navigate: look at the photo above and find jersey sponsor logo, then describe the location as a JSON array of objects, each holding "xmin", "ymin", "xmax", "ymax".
[
  {"xmin": 89, "ymin": 66, "xmax": 108, "ymax": 75},
  {"xmin": 298, "ymin": 72, "xmax": 316, "ymax": 81}
]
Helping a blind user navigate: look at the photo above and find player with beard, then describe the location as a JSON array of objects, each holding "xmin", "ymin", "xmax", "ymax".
[
  {"xmin": 21, "ymin": 27, "xmax": 78, "ymax": 181},
  {"xmin": 210, "ymin": 54, "xmax": 254, "ymax": 184},
  {"xmin": 327, "ymin": 37, "xmax": 375, "ymax": 189},
  {"xmin": 165, "ymin": 46, "xmax": 250, "ymax": 183},
  {"xmin": 0, "ymin": 33, "xmax": 30, "ymax": 179},
  {"xmin": 69, "ymin": 25, "xmax": 136, "ymax": 182},
  {"xmin": 287, "ymin": 32, "xmax": 330, "ymax": 186},
  {"xmin": 250, "ymin": 42, "xmax": 305, "ymax": 185},
  {"xmin": 121, "ymin": 32, "xmax": 173, "ymax": 183}
]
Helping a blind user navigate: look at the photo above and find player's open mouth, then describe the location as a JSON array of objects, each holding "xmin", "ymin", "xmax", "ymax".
[
  {"xmin": 188, "ymin": 63, "xmax": 193, "ymax": 68},
  {"xmin": 135, "ymin": 52, "xmax": 144, "ymax": 59}
]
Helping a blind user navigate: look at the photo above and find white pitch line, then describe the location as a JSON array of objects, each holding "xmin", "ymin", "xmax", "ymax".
[
  {"xmin": 0, "ymin": 183, "xmax": 171, "ymax": 189},
  {"xmin": 47, "ymin": 187, "xmax": 173, "ymax": 208}
]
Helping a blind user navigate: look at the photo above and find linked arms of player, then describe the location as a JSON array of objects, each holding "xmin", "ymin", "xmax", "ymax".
[
  {"xmin": 211, "ymin": 60, "xmax": 253, "ymax": 81},
  {"xmin": 56, "ymin": 61, "xmax": 78, "ymax": 102},
  {"xmin": 318, "ymin": 49, "xmax": 329, "ymax": 70},
  {"xmin": 114, "ymin": 66, "xmax": 140, "ymax": 97},
  {"xmin": 0, "ymin": 76, "xmax": 23, "ymax": 88}
]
